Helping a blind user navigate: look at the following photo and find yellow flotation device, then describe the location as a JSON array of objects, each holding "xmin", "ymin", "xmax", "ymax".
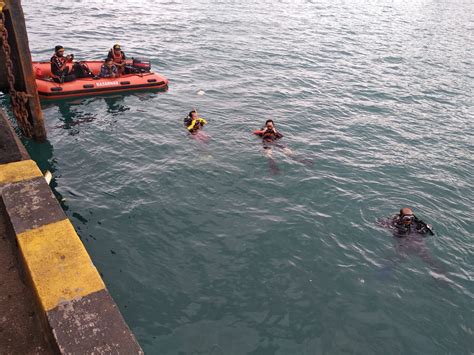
[{"xmin": 187, "ymin": 117, "xmax": 207, "ymax": 131}]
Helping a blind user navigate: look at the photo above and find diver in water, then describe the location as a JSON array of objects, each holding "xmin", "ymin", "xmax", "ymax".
[
  {"xmin": 184, "ymin": 110, "xmax": 207, "ymax": 134},
  {"xmin": 254, "ymin": 119, "xmax": 294, "ymax": 174},
  {"xmin": 378, "ymin": 207, "xmax": 444, "ymax": 276},
  {"xmin": 390, "ymin": 207, "xmax": 434, "ymax": 237},
  {"xmin": 254, "ymin": 119, "xmax": 292, "ymax": 154},
  {"xmin": 256, "ymin": 119, "xmax": 283, "ymax": 142}
]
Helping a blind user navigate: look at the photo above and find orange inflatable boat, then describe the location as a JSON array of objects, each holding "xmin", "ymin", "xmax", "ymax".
[{"xmin": 33, "ymin": 60, "xmax": 168, "ymax": 99}]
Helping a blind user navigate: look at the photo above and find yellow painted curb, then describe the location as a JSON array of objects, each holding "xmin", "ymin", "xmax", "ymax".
[
  {"xmin": 0, "ymin": 159, "xmax": 42, "ymax": 185},
  {"xmin": 17, "ymin": 219, "xmax": 105, "ymax": 311}
]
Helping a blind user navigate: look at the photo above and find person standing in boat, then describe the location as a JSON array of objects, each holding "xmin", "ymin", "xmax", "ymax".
[
  {"xmin": 107, "ymin": 44, "xmax": 126, "ymax": 73},
  {"xmin": 50, "ymin": 45, "xmax": 76, "ymax": 83},
  {"xmin": 99, "ymin": 58, "xmax": 119, "ymax": 78}
]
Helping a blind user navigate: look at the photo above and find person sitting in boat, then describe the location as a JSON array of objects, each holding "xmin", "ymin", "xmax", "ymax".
[
  {"xmin": 50, "ymin": 45, "xmax": 76, "ymax": 83},
  {"xmin": 389, "ymin": 208, "xmax": 434, "ymax": 237},
  {"xmin": 184, "ymin": 110, "xmax": 207, "ymax": 134},
  {"xmin": 99, "ymin": 58, "xmax": 119, "ymax": 78},
  {"xmin": 107, "ymin": 44, "xmax": 126, "ymax": 73}
]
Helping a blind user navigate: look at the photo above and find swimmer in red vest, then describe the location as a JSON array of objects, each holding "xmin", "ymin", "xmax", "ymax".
[
  {"xmin": 254, "ymin": 119, "xmax": 283, "ymax": 142},
  {"xmin": 107, "ymin": 44, "xmax": 126, "ymax": 73},
  {"xmin": 254, "ymin": 119, "xmax": 292, "ymax": 156},
  {"xmin": 254, "ymin": 119, "xmax": 293, "ymax": 174}
]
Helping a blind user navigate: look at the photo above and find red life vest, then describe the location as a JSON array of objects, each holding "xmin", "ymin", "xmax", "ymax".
[{"xmin": 111, "ymin": 49, "xmax": 123, "ymax": 64}]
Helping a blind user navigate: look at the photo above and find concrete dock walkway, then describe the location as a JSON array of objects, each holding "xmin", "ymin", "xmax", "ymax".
[{"xmin": 0, "ymin": 111, "xmax": 50, "ymax": 353}]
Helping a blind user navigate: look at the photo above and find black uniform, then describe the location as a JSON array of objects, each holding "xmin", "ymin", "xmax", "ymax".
[
  {"xmin": 50, "ymin": 54, "xmax": 76, "ymax": 83},
  {"xmin": 391, "ymin": 215, "xmax": 433, "ymax": 237}
]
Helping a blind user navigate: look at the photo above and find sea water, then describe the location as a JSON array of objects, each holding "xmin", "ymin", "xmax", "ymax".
[{"xmin": 8, "ymin": 0, "xmax": 474, "ymax": 353}]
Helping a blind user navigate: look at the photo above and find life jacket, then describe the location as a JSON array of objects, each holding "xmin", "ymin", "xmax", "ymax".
[
  {"xmin": 111, "ymin": 49, "xmax": 124, "ymax": 64},
  {"xmin": 185, "ymin": 117, "xmax": 207, "ymax": 132},
  {"xmin": 50, "ymin": 54, "xmax": 67, "ymax": 78},
  {"xmin": 261, "ymin": 128, "xmax": 282, "ymax": 141}
]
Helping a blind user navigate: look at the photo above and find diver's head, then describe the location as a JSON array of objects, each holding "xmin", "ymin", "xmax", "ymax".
[
  {"xmin": 55, "ymin": 45, "xmax": 65, "ymax": 57},
  {"xmin": 189, "ymin": 110, "xmax": 198, "ymax": 119},
  {"xmin": 113, "ymin": 44, "xmax": 121, "ymax": 52},
  {"xmin": 400, "ymin": 207, "xmax": 414, "ymax": 225},
  {"xmin": 265, "ymin": 119, "xmax": 274, "ymax": 130}
]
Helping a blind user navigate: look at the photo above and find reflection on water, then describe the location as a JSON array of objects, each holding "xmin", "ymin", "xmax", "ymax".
[
  {"xmin": 22, "ymin": 138, "xmax": 68, "ymax": 210},
  {"xmin": 56, "ymin": 103, "xmax": 97, "ymax": 133},
  {"xmin": 40, "ymin": 91, "xmax": 159, "ymax": 136}
]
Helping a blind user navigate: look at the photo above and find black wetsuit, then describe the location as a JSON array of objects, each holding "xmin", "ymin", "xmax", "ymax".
[
  {"xmin": 183, "ymin": 116, "xmax": 193, "ymax": 128},
  {"xmin": 391, "ymin": 215, "xmax": 433, "ymax": 237},
  {"xmin": 50, "ymin": 54, "xmax": 76, "ymax": 83}
]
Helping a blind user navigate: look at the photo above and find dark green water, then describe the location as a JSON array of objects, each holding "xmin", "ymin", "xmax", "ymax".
[{"xmin": 6, "ymin": 0, "xmax": 474, "ymax": 353}]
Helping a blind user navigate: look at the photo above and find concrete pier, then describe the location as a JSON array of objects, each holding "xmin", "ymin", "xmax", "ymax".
[
  {"xmin": 0, "ymin": 113, "xmax": 50, "ymax": 353},
  {"xmin": 0, "ymin": 109, "xmax": 143, "ymax": 353}
]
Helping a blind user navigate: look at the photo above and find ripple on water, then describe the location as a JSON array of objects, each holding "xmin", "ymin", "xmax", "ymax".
[{"xmin": 16, "ymin": 0, "xmax": 474, "ymax": 353}]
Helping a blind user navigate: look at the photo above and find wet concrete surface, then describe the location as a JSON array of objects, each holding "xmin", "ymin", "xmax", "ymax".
[
  {"xmin": 0, "ymin": 202, "xmax": 51, "ymax": 354},
  {"xmin": 0, "ymin": 111, "xmax": 51, "ymax": 353}
]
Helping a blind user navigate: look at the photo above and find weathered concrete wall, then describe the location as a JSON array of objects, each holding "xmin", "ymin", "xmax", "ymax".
[
  {"xmin": 1, "ymin": 0, "xmax": 46, "ymax": 140},
  {"xmin": 0, "ymin": 171, "xmax": 51, "ymax": 353},
  {"xmin": 0, "ymin": 109, "xmax": 143, "ymax": 354}
]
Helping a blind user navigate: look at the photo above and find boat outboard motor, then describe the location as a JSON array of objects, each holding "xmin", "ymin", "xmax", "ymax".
[{"xmin": 132, "ymin": 58, "xmax": 151, "ymax": 73}]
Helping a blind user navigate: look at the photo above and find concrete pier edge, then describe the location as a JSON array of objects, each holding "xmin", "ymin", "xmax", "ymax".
[{"xmin": 0, "ymin": 109, "xmax": 143, "ymax": 354}]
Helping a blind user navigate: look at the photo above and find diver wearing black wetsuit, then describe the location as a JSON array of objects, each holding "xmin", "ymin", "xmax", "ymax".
[
  {"xmin": 391, "ymin": 208, "xmax": 434, "ymax": 237},
  {"xmin": 50, "ymin": 45, "xmax": 76, "ymax": 83}
]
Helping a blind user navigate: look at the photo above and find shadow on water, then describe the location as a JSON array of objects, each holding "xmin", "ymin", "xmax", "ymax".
[
  {"xmin": 42, "ymin": 90, "xmax": 158, "ymax": 126},
  {"xmin": 42, "ymin": 95, "xmax": 136, "ymax": 134},
  {"xmin": 26, "ymin": 91, "xmax": 160, "ymax": 215},
  {"xmin": 56, "ymin": 103, "xmax": 97, "ymax": 133},
  {"xmin": 22, "ymin": 138, "xmax": 68, "ymax": 211}
]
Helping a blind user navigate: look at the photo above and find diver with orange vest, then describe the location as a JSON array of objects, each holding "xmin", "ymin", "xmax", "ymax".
[
  {"xmin": 253, "ymin": 119, "xmax": 312, "ymax": 172},
  {"xmin": 254, "ymin": 119, "xmax": 283, "ymax": 143},
  {"xmin": 253, "ymin": 119, "xmax": 289, "ymax": 174}
]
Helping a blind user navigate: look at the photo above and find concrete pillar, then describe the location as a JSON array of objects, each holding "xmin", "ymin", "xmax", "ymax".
[{"xmin": 0, "ymin": 0, "xmax": 46, "ymax": 141}]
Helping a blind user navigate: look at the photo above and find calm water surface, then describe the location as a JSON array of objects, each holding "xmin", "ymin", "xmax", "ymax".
[{"xmin": 8, "ymin": 0, "xmax": 474, "ymax": 353}]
